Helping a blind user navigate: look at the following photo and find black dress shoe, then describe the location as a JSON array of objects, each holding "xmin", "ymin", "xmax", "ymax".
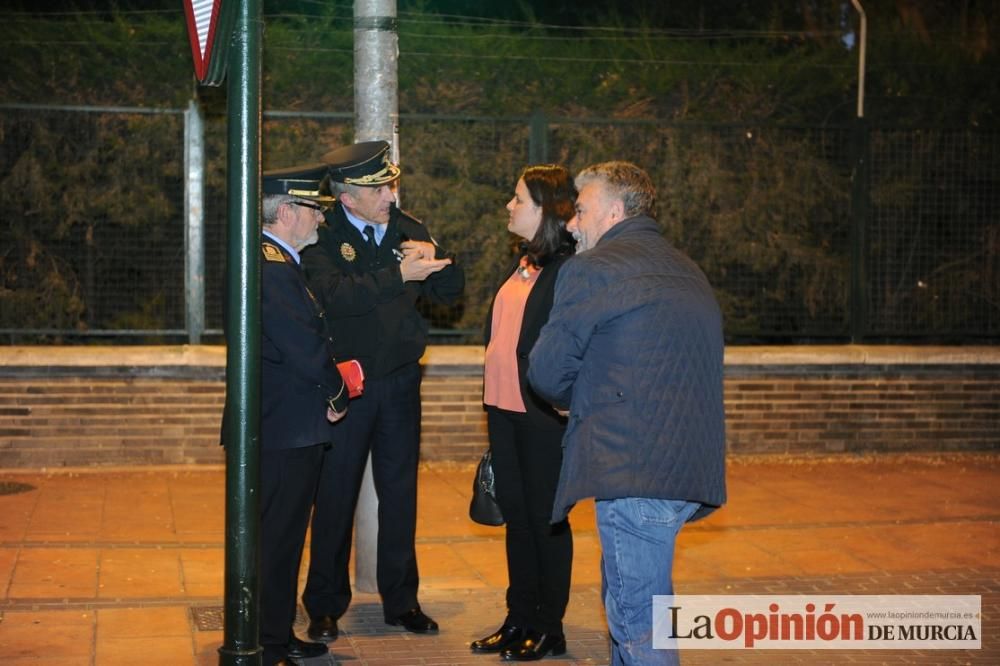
[
  {"xmin": 285, "ymin": 635, "xmax": 329, "ymax": 660},
  {"xmin": 306, "ymin": 614, "xmax": 339, "ymax": 643},
  {"xmin": 470, "ymin": 623, "xmax": 527, "ymax": 653},
  {"xmin": 385, "ymin": 607, "xmax": 439, "ymax": 633},
  {"xmin": 500, "ymin": 632, "xmax": 567, "ymax": 661}
]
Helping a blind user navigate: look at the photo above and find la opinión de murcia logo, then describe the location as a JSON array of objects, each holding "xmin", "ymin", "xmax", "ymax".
[{"xmin": 653, "ymin": 595, "xmax": 981, "ymax": 650}]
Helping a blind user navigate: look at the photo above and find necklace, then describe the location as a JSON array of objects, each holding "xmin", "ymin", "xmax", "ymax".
[{"xmin": 517, "ymin": 256, "xmax": 535, "ymax": 280}]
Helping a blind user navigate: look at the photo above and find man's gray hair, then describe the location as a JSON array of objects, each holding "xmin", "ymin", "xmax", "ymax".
[
  {"xmin": 324, "ymin": 178, "xmax": 357, "ymax": 201},
  {"xmin": 262, "ymin": 194, "xmax": 294, "ymax": 226},
  {"xmin": 575, "ymin": 161, "xmax": 657, "ymax": 219}
]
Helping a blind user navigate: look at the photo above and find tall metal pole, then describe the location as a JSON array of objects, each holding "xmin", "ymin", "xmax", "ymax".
[
  {"xmin": 850, "ymin": 0, "xmax": 867, "ymax": 119},
  {"xmin": 355, "ymin": 0, "xmax": 399, "ymax": 145},
  {"xmin": 219, "ymin": 0, "xmax": 262, "ymax": 662},
  {"xmin": 184, "ymin": 98, "xmax": 206, "ymax": 344},
  {"xmin": 352, "ymin": 0, "xmax": 398, "ymax": 594},
  {"xmin": 849, "ymin": 0, "xmax": 869, "ymax": 342}
]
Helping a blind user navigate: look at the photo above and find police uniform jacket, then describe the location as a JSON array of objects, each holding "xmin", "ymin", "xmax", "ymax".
[
  {"xmin": 301, "ymin": 203, "xmax": 465, "ymax": 380},
  {"xmin": 260, "ymin": 237, "xmax": 349, "ymax": 450}
]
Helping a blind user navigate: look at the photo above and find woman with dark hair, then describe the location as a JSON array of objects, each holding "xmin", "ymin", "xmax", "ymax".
[{"xmin": 471, "ymin": 165, "xmax": 577, "ymax": 661}]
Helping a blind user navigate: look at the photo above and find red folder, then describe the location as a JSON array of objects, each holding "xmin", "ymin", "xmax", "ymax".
[{"xmin": 336, "ymin": 359, "xmax": 365, "ymax": 398}]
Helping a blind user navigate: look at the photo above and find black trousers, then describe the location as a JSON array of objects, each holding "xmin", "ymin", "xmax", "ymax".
[
  {"xmin": 487, "ymin": 406, "xmax": 573, "ymax": 635},
  {"xmin": 260, "ymin": 443, "xmax": 324, "ymax": 666},
  {"xmin": 304, "ymin": 362, "xmax": 422, "ymax": 619}
]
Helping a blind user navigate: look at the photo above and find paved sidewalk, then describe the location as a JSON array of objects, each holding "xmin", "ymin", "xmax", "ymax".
[{"xmin": 0, "ymin": 454, "xmax": 996, "ymax": 665}]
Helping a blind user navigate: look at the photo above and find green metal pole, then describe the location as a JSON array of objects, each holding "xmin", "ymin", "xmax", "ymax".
[{"xmin": 219, "ymin": 0, "xmax": 262, "ymax": 663}]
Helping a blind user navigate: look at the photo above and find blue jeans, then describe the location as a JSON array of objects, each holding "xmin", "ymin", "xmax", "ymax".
[{"xmin": 596, "ymin": 497, "xmax": 700, "ymax": 666}]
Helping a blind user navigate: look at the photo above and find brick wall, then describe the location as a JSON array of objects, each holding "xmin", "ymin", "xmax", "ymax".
[
  {"xmin": 0, "ymin": 375, "xmax": 226, "ymax": 467},
  {"xmin": 0, "ymin": 372, "xmax": 484, "ymax": 467},
  {"xmin": 421, "ymin": 374, "xmax": 489, "ymax": 460},
  {"xmin": 725, "ymin": 364, "xmax": 1000, "ymax": 454},
  {"xmin": 0, "ymin": 346, "xmax": 997, "ymax": 467}
]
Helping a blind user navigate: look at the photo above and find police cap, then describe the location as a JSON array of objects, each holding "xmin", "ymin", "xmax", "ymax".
[
  {"xmin": 322, "ymin": 140, "xmax": 401, "ymax": 187},
  {"xmin": 262, "ymin": 163, "xmax": 335, "ymax": 203}
]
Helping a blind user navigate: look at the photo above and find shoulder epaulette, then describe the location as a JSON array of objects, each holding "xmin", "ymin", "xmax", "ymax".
[{"xmin": 262, "ymin": 242, "xmax": 286, "ymax": 263}]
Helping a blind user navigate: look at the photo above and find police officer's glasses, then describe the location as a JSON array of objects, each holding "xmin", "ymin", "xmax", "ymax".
[{"xmin": 290, "ymin": 200, "xmax": 329, "ymax": 213}]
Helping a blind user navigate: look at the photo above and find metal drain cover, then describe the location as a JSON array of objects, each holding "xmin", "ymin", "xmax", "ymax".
[
  {"xmin": 190, "ymin": 606, "xmax": 224, "ymax": 631},
  {"xmin": 0, "ymin": 481, "xmax": 36, "ymax": 496},
  {"xmin": 190, "ymin": 605, "xmax": 309, "ymax": 632}
]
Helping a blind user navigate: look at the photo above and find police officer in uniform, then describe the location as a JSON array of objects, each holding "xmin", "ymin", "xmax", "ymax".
[
  {"xmin": 300, "ymin": 141, "xmax": 464, "ymax": 640},
  {"xmin": 249, "ymin": 165, "xmax": 351, "ymax": 665}
]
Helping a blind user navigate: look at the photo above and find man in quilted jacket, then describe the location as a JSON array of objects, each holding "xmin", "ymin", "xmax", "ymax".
[{"xmin": 528, "ymin": 161, "xmax": 726, "ymax": 665}]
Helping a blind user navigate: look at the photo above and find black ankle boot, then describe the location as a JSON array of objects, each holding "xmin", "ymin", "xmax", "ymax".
[
  {"xmin": 470, "ymin": 623, "xmax": 527, "ymax": 653},
  {"xmin": 500, "ymin": 631, "xmax": 567, "ymax": 661}
]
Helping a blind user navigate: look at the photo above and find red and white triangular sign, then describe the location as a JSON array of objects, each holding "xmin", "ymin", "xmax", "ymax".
[{"xmin": 183, "ymin": 0, "xmax": 223, "ymax": 82}]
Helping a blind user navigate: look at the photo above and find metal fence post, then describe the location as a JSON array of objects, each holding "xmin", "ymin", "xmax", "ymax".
[
  {"xmin": 184, "ymin": 98, "xmax": 206, "ymax": 344},
  {"xmin": 529, "ymin": 109, "xmax": 549, "ymax": 164},
  {"xmin": 849, "ymin": 117, "xmax": 870, "ymax": 341},
  {"xmin": 351, "ymin": 0, "xmax": 399, "ymax": 596}
]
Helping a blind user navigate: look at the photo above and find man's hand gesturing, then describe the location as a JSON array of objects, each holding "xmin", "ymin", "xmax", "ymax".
[{"xmin": 399, "ymin": 240, "xmax": 451, "ymax": 282}]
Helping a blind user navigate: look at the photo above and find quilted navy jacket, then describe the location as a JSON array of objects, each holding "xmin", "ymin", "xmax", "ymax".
[{"xmin": 527, "ymin": 216, "xmax": 726, "ymax": 522}]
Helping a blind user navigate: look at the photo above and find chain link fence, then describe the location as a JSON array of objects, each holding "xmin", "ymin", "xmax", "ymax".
[
  {"xmin": 866, "ymin": 128, "xmax": 1000, "ymax": 338},
  {"xmin": 1, "ymin": 104, "xmax": 997, "ymax": 344},
  {"xmin": 1, "ymin": 105, "xmax": 188, "ymax": 339}
]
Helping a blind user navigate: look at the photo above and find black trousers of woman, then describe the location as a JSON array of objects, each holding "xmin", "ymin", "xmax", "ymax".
[{"xmin": 487, "ymin": 406, "xmax": 573, "ymax": 636}]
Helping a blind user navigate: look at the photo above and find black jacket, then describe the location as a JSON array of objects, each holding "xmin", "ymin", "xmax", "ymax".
[
  {"xmin": 259, "ymin": 238, "xmax": 348, "ymax": 450},
  {"xmin": 301, "ymin": 203, "xmax": 465, "ymax": 379},
  {"xmin": 484, "ymin": 252, "xmax": 571, "ymax": 428}
]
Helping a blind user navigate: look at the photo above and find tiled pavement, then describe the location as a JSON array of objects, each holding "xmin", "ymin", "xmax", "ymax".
[{"xmin": 0, "ymin": 454, "xmax": 997, "ymax": 665}]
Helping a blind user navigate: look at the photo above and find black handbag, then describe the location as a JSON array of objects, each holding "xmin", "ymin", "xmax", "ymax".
[{"xmin": 469, "ymin": 449, "xmax": 504, "ymax": 526}]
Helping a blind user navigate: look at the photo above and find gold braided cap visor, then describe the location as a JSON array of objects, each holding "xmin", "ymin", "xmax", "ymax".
[
  {"xmin": 341, "ymin": 161, "xmax": 401, "ymax": 186},
  {"xmin": 287, "ymin": 189, "xmax": 337, "ymax": 204}
]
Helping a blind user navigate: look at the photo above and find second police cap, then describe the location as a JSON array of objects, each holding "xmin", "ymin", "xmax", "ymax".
[
  {"xmin": 261, "ymin": 163, "xmax": 335, "ymax": 203},
  {"xmin": 323, "ymin": 140, "xmax": 401, "ymax": 186}
]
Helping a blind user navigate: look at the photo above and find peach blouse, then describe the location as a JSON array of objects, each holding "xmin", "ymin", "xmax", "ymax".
[{"xmin": 483, "ymin": 259, "xmax": 542, "ymax": 412}]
